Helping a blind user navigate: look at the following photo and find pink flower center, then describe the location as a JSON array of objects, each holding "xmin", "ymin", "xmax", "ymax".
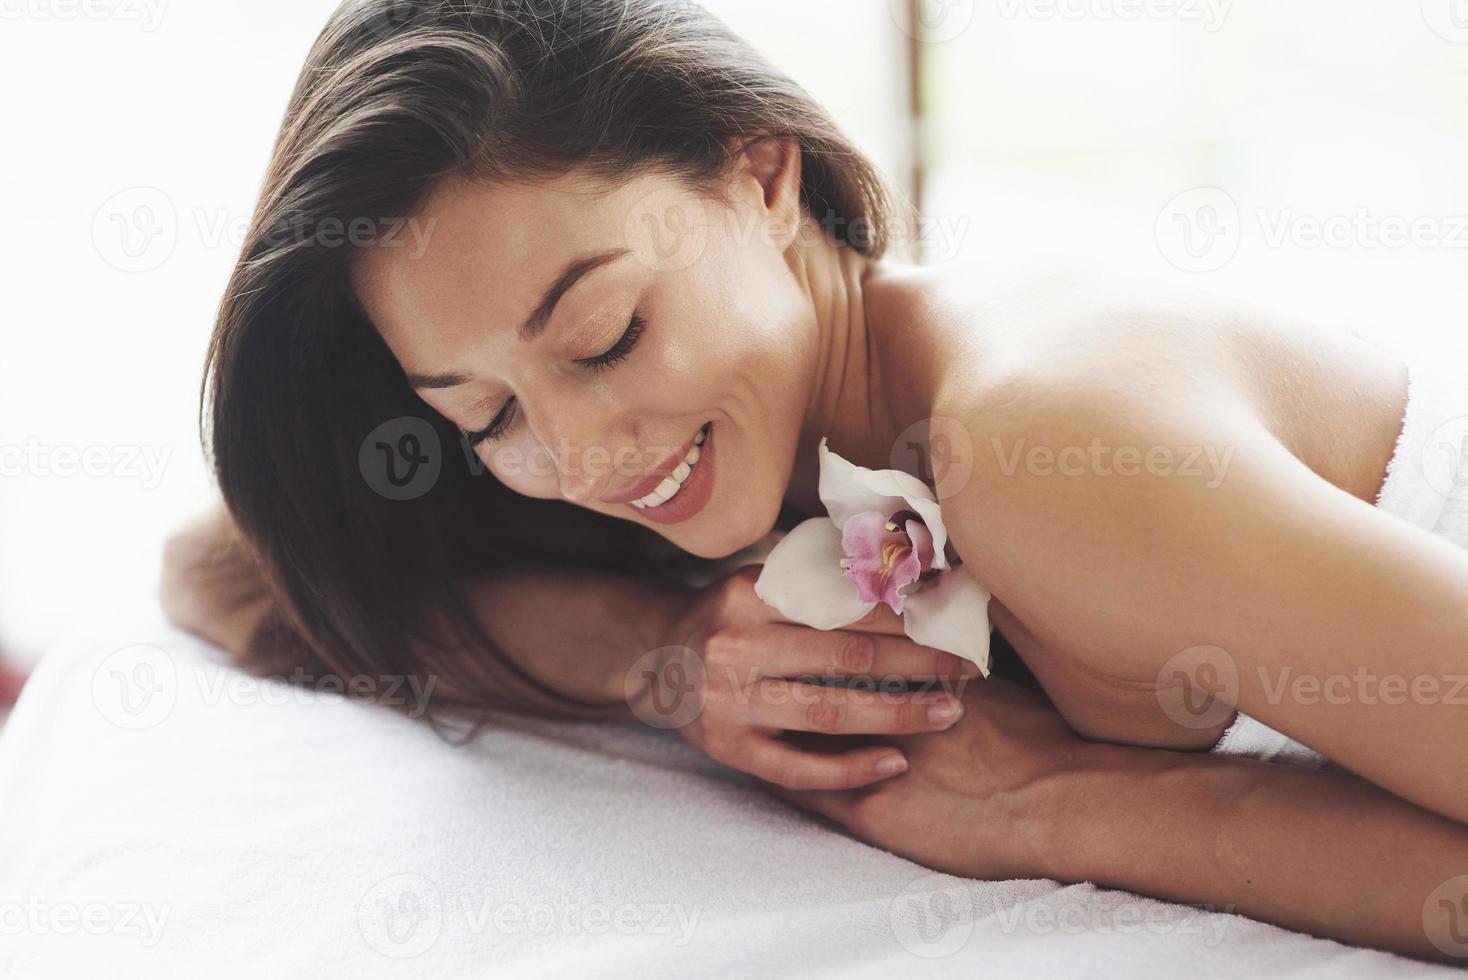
[{"xmin": 838, "ymin": 509, "xmax": 937, "ymax": 614}]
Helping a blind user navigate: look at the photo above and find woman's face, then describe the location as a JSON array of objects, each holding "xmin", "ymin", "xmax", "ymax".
[{"xmin": 353, "ymin": 152, "xmax": 817, "ymax": 558}]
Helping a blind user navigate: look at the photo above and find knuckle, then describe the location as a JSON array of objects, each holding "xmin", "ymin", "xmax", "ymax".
[
  {"xmin": 730, "ymin": 566, "xmax": 786, "ymax": 625},
  {"xmin": 804, "ymin": 698, "xmax": 844, "ymax": 733},
  {"xmin": 719, "ymin": 567, "xmax": 763, "ymax": 612},
  {"xmin": 840, "ymin": 761, "xmax": 870, "ymax": 790},
  {"xmin": 832, "ymin": 633, "xmax": 877, "ymax": 675},
  {"xmin": 701, "ymin": 733, "xmax": 739, "ymax": 767},
  {"xmin": 730, "ymin": 565, "xmax": 762, "ymax": 590},
  {"xmin": 898, "ymin": 701, "xmax": 929, "ymax": 732},
  {"xmin": 701, "ymin": 628, "xmax": 745, "ymax": 669},
  {"xmin": 698, "ymin": 690, "xmax": 734, "ymax": 723}
]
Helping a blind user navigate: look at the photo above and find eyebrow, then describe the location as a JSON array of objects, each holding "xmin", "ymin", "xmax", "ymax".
[{"xmin": 406, "ymin": 247, "xmax": 630, "ymax": 391}]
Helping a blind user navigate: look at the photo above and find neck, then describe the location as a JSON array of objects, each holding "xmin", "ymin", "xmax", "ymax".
[{"xmin": 787, "ymin": 219, "xmax": 935, "ymax": 514}]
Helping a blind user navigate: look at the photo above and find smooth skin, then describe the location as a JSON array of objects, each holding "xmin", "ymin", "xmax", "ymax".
[
  {"xmin": 162, "ymin": 510, "xmax": 974, "ymax": 789},
  {"xmin": 170, "ymin": 134, "xmax": 1468, "ymax": 959},
  {"xmin": 773, "ymin": 678, "xmax": 1468, "ymax": 962}
]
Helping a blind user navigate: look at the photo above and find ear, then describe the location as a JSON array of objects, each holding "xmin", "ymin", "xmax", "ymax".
[{"xmin": 729, "ymin": 135, "xmax": 805, "ymax": 250}]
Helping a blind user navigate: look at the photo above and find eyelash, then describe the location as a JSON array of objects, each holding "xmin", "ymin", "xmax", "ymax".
[{"xmin": 465, "ymin": 312, "xmax": 648, "ymax": 447}]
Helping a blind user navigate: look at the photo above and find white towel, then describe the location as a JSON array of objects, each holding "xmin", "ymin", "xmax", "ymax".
[{"xmin": 0, "ymin": 621, "xmax": 1445, "ymax": 978}]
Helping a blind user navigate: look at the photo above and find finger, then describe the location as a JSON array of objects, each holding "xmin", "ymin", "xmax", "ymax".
[
  {"xmin": 762, "ymin": 598, "xmax": 908, "ymax": 636},
  {"xmin": 843, "ymin": 602, "xmax": 908, "ymax": 636},
  {"xmin": 772, "ymin": 601, "xmax": 922, "ymax": 639},
  {"xmin": 766, "ymin": 626, "xmax": 982, "ymax": 682},
  {"xmin": 744, "ymin": 678, "xmax": 965, "ymax": 735},
  {"xmin": 739, "ymin": 737, "xmax": 908, "ymax": 791}
]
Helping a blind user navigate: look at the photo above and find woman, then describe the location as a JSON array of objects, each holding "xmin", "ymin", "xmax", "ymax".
[{"xmin": 165, "ymin": 0, "xmax": 1468, "ymax": 961}]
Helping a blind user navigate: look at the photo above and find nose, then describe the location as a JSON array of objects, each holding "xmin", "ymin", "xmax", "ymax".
[
  {"xmin": 557, "ymin": 456, "xmax": 609, "ymax": 506},
  {"xmin": 524, "ymin": 391, "xmax": 627, "ymax": 506}
]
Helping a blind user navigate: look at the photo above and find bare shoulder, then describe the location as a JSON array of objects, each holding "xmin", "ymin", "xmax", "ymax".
[
  {"xmin": 906, "ymin": 258, "xmax": 1265, "ymax": 402},
  {"xmin": 888, "ymin": 260, "xmax": 1255, "ymax": 465},
  {"xmin": 886, "ymin": 257, "xmax": 1407, "ymax": 508},
  {"xmin": 872, "ymin": 258, "xmax": 1413, "ymax": 678},
  {"xmin": 868, "ymin": 263, "xmax": 1440, "ymax": 749}
]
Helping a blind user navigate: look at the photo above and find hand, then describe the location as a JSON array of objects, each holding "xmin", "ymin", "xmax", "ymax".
[
  {"xmin": 769, "ymin": 676, "xmax": 1094, "ymax": 881},
  {"xmin": 648, "ymin": 566, "xmax": 982, "ymax": 791},
  {"xmin": 160, "ymin": 505, "xmax": 275, "ymax": 655}
]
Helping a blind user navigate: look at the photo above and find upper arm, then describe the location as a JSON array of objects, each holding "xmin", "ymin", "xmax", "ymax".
[{"xmin": 944, "ymin": 374, "xmax": 1468, "ymax": 822}]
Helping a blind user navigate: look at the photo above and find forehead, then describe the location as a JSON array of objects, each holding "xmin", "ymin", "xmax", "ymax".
[{"xmin": 352, "ymin": 171, "xmax": 645, "ymax": 360}]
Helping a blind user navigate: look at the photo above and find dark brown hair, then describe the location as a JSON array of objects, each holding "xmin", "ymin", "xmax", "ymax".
[{"xmin": 204, "ymin": 0, "xmax": 902, "ymax": 722}]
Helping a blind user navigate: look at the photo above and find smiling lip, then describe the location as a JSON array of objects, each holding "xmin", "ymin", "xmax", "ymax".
[
  {"xmin": 601, "ymin": 426, "xmax": 706, "ymax": 505},
  {"xmin": 602, "ymin": 423, "xmax": 716, "ymax": 525}
]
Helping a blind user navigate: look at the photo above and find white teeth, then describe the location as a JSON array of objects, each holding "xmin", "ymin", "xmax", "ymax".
[{"xmin": 631, "ymin": 425, "xmax": 710, "ymax": 510}]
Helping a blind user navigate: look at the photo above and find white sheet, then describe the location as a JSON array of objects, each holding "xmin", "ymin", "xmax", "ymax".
[{"xmin": 0, "ymin": 619, "xmax": 1449, "ymax": 978}]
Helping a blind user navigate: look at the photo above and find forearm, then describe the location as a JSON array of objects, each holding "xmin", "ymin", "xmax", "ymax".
[
  {"xmin": 163, "ymin": 508, "xmax": 696, "ymax": 722},
  {"xmin": 160, "ymin": 506, "xmax": 276, "ymax": 655},
  {"xmin": 1047, "ymin": 745, "xmax": 1468, "ymax": 961},
  {"xmin": 466, "ymin": 567, "xmax": 691, "ymax": 719}
]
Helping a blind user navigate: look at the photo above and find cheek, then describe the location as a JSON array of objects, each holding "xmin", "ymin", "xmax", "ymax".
[
  {"xmin": 664, "ymin": 250, "xmax": 804, "ymax": 387},
  {"xmin": 705, "ymin": 295, "xmax": 809, "ymax": 415},
  {"xmin": 480, "ymin": 430, "xmax": 562, "ymax": 499},
  {"xmin": 711, "ymin": 239, "xmax": 808, "ymax": 357}
]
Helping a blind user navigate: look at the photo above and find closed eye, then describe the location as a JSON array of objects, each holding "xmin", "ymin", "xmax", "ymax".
[
  {"xmin": 464, "ymin": 312, "xmax": 647, "ymax": 446},
  {"xmin": 465, "ymin": 399, "xmax": 515, "ymax": 448},
  {"xmin": 576, "ymin": 312, "xmax": 646, "ymax": 371}
]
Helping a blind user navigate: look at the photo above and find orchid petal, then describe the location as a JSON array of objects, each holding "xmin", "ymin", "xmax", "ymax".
[
  {"xmin": 901, "ymin": 568, "xmax": 994, "ymax": 677},
  {"xmin": 816, "ymin": 439, "xmax": 951, "ymax": 570},
  {"xmin": 754, "ymin": 517, "xmax": 876, "ymax": 630},
  {"xmin": 905, "ymin": 519, "xmax": 935, "ymax": 571},
  {"xmin": 838, "ymin": 511, "xmax": 937, "ymax": 614},
  {"xmin": 838, "ymin": 511, "xmax": 893, "ymax": 562},
  {"xmin": 816, "ymin": 439, "xmax": 901, "ymax": 528}
]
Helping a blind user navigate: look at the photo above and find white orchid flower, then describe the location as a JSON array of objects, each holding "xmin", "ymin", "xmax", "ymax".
[{"xmin": 754, "ymin": 439, "xmax": 993, "ymax": 676}]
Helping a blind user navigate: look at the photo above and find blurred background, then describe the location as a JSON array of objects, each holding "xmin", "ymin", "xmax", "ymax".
[{"xmin": 2, "ymin": 0, "xmax": 1467, "ymax": 673}]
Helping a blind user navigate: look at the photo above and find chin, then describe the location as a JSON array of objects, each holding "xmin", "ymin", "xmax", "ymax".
[{"xmin": 674, "ymin": 494, "xmax": 783, "ymax": 561}]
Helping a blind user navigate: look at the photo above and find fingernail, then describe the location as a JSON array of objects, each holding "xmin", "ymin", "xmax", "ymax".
[
  {"xmin": 928, "ymin": 701, "xmax": 962, "ymax": 726},
  {"xmin": 876, "ymin": 755, "xmax": 908, "ymax": 776}
]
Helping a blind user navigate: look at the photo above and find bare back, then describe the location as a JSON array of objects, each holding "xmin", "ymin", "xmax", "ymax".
[{"xmin": 871, "ymin": 260, "xmax": 1411, "ymax": 749}]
